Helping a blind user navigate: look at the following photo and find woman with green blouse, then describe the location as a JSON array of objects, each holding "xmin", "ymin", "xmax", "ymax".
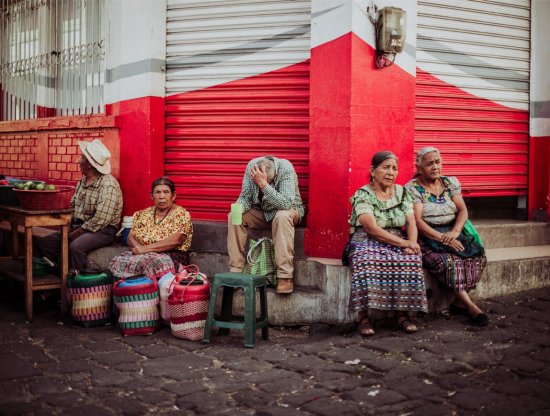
[{"xmin": 345, "ymin": 151, "xmax": 428, "ymax": 336}]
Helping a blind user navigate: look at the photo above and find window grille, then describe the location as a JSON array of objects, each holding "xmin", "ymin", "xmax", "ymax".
[{"xmin": 0, "ymin": 0, "xmax": 105, "ymax": 121}]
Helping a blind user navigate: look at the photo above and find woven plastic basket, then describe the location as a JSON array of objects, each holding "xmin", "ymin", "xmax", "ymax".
[
  {"xmin": 14, "ymin": 185, "xmax": 75, "ymax": 210},
  {"xmin": 0, "ymin": 180, "xmax": 44, "ymax": 206}
]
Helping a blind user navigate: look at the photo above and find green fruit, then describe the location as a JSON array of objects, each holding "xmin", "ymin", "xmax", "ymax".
[
  {"xmin": 45, "ymin": 184, "xmax": 56, "ymax": 191},
  {"xmin": 15, "ymin": 183, "xmax": 26, "ymax": 190},
  {"xmin": 35, "ymin": 183, "xmax": 45, "ymax": 190},
  {"xmin": 29, "ymin": 183, "xmax": 37, "ymax": 190}
]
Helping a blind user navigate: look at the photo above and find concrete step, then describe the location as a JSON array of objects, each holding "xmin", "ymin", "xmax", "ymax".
[
  {"xmin": 473, "ymin": 220, "xmax": 550, "ymax": 249},
  {"xmin": 474, "ymin": 245, "xmax": 550, "ymax": 299}
]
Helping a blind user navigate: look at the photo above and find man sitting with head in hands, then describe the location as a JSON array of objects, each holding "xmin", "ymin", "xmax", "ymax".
[{"xmin": 227, "ymin": 156, "xmax": 304, "ymax": 294}]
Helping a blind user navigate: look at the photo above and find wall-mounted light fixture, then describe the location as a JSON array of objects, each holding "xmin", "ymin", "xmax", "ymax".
[{"xmin": 367, "ymin": 5, "xmax": 407, "ymax": 69}]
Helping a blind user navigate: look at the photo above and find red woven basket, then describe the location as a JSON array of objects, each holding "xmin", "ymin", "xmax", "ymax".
[{"xmin": 14, "ymin": 186, "xmax": 75, "ymax": 210}]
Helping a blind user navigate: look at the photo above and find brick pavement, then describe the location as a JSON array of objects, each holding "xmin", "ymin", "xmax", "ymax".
[{"xmin": 1, "ymin": 280, "xmax": 549, "ymax": 416}]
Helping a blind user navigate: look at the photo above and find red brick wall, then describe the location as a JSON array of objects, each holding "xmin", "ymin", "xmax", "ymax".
[
  {"xmin": 0, "ymin": 134, "xmax": 38, "ymax": 178},
  {"xmin": 48, "ymin": 132, "xmax": 104, "ymax": 183},
  {"xmin": 0, "ymin": 115, "xmax": 119, "ymax": 184}
]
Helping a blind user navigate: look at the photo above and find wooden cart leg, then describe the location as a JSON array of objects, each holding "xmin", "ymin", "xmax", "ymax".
[
  {"xmin": 60, "ymin": 224, "xmax": 69, "ymax": 316},
  {"xmin": 25, "ymin": 227, "xmax": 33, "ymax": 321},
  {"xmin": 11, "ymin": 221, "xmax": 18, "ymax": 259}
]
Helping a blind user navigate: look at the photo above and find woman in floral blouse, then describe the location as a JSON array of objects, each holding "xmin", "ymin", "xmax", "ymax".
[
  {"xmin": 109, "ymin": 177, "xmax": 193, "ymax": 280},
  {"xmin": 406, "ymin": 147, "xmax": 488, "ymax": 326},
  {"xmin": 345, "ymin": 151, "xmax": 428, "ymax": 336}
]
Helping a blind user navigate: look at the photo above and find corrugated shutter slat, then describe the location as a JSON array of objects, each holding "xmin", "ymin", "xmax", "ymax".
[
  {"xmin": 166, "ymin": 0, "xmax": 311, "ymax": 221},
  {"xmin": 416, "ymin": 0, "xmax": 530, "ymax": 197}
]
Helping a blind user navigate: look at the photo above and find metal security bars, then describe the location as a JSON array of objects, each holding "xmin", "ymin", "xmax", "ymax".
[{"xmin": 0, "ymin": 0, "xmax": 105, "ymax": 121}]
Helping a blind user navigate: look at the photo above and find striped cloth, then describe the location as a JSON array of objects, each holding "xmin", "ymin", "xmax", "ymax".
[{"xmin": 349, "ymin": 229, "xmax": 428, "ymax": 313}]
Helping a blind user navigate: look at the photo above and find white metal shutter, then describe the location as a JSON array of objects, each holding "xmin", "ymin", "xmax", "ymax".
[
  {"xmin": 165, "ymin": 0, "xmax": 311, "ymax": 221},
  {"xmin": 416, "ymin": 0, "xmax": 530, "ymax": 196}
]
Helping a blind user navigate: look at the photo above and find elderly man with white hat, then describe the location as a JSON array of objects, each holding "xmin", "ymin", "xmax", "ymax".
[{"xmin": 37, "ymin": 139, "xmax": 123, "ymax": 271}]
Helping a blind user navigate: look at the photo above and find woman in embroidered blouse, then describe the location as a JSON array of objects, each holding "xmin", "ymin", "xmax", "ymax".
[
  {"xmin": 346, "ymin": 151, "xmax": 428, "ymax": 336},
  {"xmin": 109, "ymin": 177, "xmax": 193, "ymax": 280},
  {"xmin": 405, "ymin": 147, "xmax": 488, "ymax": 326}
]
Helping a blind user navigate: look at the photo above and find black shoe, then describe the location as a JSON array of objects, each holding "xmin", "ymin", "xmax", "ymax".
[
  {"xmin": 449, "ymin": 303, "xmax": 469, "ymax": 316},
  {"xmin": 470, "ymin": 313, "xmax": 489, "ymax": 326}
]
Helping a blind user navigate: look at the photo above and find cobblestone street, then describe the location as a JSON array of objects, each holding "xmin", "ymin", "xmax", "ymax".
[{"xmin": 1, "ymin": 281, "xmax": 550, "ymax": 416}]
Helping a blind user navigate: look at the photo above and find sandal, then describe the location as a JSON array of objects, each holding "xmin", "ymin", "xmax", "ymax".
[
  {"xmin": 357, "ymin": 317, "xmax": 375, "ymax": 336},
  {"xmin": 396, "ymin": 315, "xmax": 418, "ymax": 333}
]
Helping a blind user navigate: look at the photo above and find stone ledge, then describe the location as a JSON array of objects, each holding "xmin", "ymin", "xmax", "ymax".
[
  {"xmin": 475, "ymin": 221, "xmax": 550, "ymax": 248},
  {"xmin": 486, "ymin": 245, "xmax": 550, "ymax": 262}
]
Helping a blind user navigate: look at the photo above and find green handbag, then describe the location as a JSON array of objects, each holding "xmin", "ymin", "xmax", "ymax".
[
  {"xmin": 463, "ymin": 219, "xmax": 483, "ymax": 247},
  {"xmin": 242, "ymin": 237, "xmax": 277, "ymax": 287}
]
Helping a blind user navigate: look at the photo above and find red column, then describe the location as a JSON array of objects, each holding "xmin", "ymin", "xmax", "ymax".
[
  {"xmin": 528, "ymin": 1, "xmax": 550, "ymax": 221},
  {"xmin": 528, "ymin": 136, "xmax": 550, "ymax": 220},
  {"xmin": 106, "ymin": 96, "xmax": 165, "ymax": 216},
  {"xmin": 305, "ymin": 33, "xmax": 416, "ymax": 258}
]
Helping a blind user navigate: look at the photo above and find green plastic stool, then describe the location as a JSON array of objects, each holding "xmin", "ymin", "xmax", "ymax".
[{"xmin": 202, "ymin": 272, "xmax": 269, "ymax": 348}]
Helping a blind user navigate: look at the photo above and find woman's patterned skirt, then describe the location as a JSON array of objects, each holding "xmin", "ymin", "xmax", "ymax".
[
  {"xmin": 109, "ymin": 250, "xmax": 190, "ymax": 280},
  {"xmin": 349, "ymin": 229, "xmax": 428, "ymax": 313}
]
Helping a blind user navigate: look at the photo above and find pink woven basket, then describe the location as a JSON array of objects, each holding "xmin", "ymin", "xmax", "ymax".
[
  {"xmin": 168, "ymin": 278, "xmax": 210, "ymax": 341},
  {"xmin": 14, "ymin": 185, "xmax": 75, "ymax": 210}
]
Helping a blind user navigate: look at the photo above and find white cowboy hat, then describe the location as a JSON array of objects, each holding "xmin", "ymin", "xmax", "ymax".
[{"xmin": 78, "ymin": 139, "xmax": 112, "ymax": 175}]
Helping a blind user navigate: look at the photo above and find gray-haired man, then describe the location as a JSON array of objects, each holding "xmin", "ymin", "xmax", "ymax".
[{"xmin": 227, "ymin": 156, "xmax": 304, "ymax": 294}]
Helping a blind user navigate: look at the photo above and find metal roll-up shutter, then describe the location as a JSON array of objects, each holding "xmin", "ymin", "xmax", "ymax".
[
  {"xmin": 416, "ymin": 0, "xmax": 530, "ymax": 196},
  {"xmin": 165, "ymin": 0, "xmax": 311, "ymax": 221}
]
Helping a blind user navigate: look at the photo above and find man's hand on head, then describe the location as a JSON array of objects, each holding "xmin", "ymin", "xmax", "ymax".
[{"xmin": 251, "ymin": 164, "xmax": 269, "ymax": 189}]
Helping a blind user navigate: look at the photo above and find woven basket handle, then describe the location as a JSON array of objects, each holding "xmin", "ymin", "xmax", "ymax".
[
  {"xmin": 246, "ymin": 237, "xmax": 268, "ymax": 265},
  {"xmin": 172, "ymin": 267, "xmax": 209, "ymax": 301}
]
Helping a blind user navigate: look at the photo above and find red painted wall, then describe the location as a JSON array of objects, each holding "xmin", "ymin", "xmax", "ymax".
[
  {"xmin": 306, "ymin": 33, "xmax": 415, "ymax": 258},
  {"xmin": 106, "ymin": 96, "xmax": 165, "ymax": 216},
  {"xmin": 528, "ymin": 135, "xmax": 550, "ymax": 220}
]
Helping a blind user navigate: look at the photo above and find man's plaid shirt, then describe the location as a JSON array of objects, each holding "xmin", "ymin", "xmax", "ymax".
[
  {"xmin": 236, "ymin": 156, "xmax": 305, "ymax": 222},
  {"xmin": 71, "ymin": 174, "xmax": 123, "ymax": 232}
]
